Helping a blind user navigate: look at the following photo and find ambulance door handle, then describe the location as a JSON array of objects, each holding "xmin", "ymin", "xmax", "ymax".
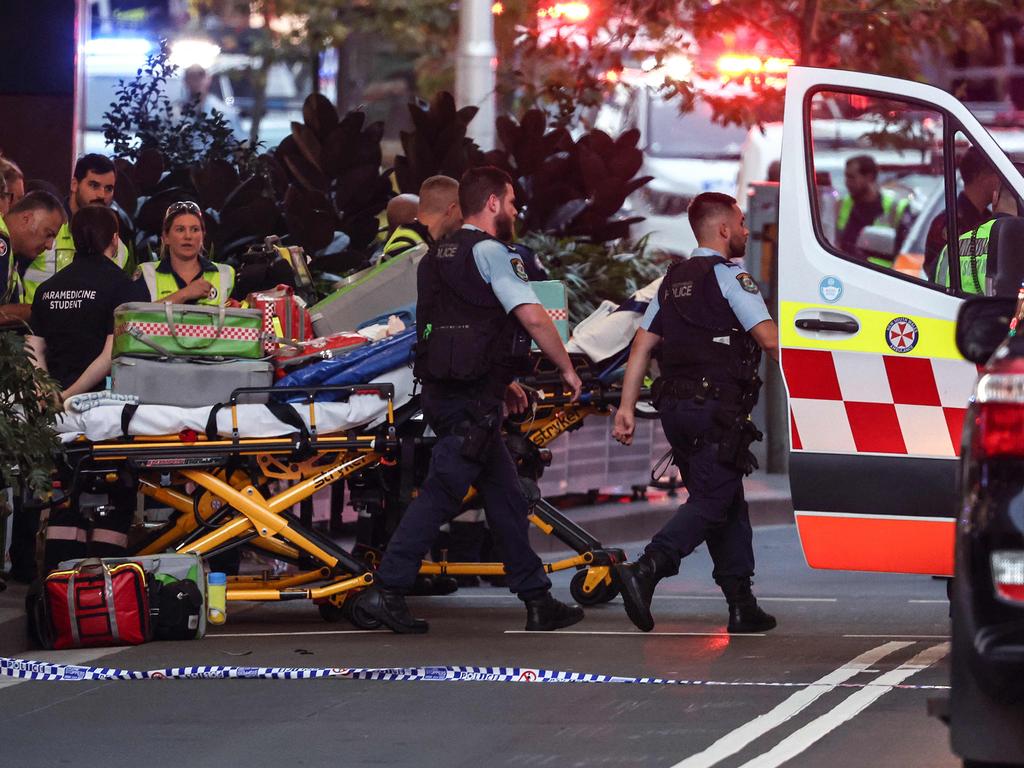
[{"xmin": 795, "ymin": 317, "xmax": 859, "ymax": 334}]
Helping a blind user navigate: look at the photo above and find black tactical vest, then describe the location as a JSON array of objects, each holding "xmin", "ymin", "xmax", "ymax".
[
  {"xmin": 414, "ymin": 228, "xmax": 530, "ymax": 394},
  {"xmin": 658, "ymin": 256, "xmax": 760, "ymax": 385}
]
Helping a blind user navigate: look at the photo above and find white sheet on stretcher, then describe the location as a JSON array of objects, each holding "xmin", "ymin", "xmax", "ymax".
[{"xmin": 57, "ymin": 366, "xmax": 416, "ymax": 443}]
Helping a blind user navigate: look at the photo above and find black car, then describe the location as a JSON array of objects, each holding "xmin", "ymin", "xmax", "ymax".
[{"xmin": 949, "ymin": 296, "xmax": 1024, "ymax": 767}]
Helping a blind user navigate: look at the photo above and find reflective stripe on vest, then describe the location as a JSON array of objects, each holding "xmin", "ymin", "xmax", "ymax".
[
  {"xmin": 22, "ymin": 222, "xmax": 130, "ymax": 304},
  {"xmin": 836, "ymin": 190, "xmax": 909, "ymax": 233},
  {"xmin": 937, "ymin": 218, "xmax": 995, "ymax": 295},
  {"xmin": 383, "ymin": 224, "xmax": 427, "ymax": 258},
  {"xmin": 138, "ymin": 261, "xmax": 235, "ymax": 306}
]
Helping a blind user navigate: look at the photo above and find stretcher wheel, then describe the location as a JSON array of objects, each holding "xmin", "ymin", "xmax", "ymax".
[
  {"xmin": 346, "ymin": 592, "xmax": 383, "ymax": 630},
  {"xmin": 570, "ymin": 569, "xmax": 619, "ymax": 606},
  {"xmin": 318, "ymin": 600, "xmax": 347, "ymax": 623}
]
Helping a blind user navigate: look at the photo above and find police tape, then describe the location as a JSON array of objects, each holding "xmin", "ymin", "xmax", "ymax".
[{"xmin": 0, "ymin": 656, "xmax": 950, "ymax": 689}]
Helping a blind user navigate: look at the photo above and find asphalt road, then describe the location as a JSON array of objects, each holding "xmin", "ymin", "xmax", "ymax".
[{"xmin": 0, "ymin": 524, "xmax": 956, "ymax": 768}]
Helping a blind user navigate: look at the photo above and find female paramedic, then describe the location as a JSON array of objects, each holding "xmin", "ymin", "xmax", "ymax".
[
  {"xmin": 26, "ymin": 204, "xmax": 142, "ymax": 569},
  {"xmin": 135, "ymin": 200, "xmax": 236, "ymax": 306}
]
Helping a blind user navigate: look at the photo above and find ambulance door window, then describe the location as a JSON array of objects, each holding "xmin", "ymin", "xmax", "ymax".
[
  {"xmin": 807, "ymin": 90, "xmax": 945, "ymax": 284},
  {"xmin": 938, "ymin": 131, "xmax": 1024, "ymax": 296}
]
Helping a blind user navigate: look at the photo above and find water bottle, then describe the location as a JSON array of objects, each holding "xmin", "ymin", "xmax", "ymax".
[{"xmin": 207, "ymin": 572, "xmax": 227, "ymax": 625}]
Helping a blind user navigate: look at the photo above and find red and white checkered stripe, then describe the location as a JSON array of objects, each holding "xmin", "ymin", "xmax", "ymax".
[
  {"xmin": 547, "ymin": 308, "xmax": 568, "ymax": 321},
  {"xmin": 782, "ymin": 348, "xmax": 978, "ymax": 457},
  {"xmin": 117, "ymin": 321, "xmax": 261, "ymax": 342}
]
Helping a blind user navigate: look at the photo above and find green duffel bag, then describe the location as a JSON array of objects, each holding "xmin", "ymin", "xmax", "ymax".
[{"xmin": 113, "ymin": 302, "xmax": 265, "ymax": 360}]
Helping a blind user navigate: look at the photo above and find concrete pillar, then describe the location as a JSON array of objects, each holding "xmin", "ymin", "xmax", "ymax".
[{"xmin": 456, "ymin": 0, "xmax": 496, "ymax": 151}]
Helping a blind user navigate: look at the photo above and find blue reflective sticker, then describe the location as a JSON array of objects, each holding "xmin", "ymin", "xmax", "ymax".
[{"xmin": 819, "ymin": 276, "xmax": 843, "ymax": 303}]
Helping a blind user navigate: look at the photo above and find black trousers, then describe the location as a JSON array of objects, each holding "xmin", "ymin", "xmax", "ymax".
[
  {"xmin": 375, "ymin": 385, "xmax": 551, "ymax": 599},
  {"xmin": 646, "ymin": 396, "xmax": 756, "ymax": 581}
]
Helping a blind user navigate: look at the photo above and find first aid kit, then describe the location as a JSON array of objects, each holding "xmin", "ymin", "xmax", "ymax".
[
  {"xmin": 39, "ymin": 559, "xmax": 150, "ymax": 650},
  {"xmin": 113, "ymin": 302, "xmax": 265, "ymax": 360},
  {"xmin": 246, "ymin": 284, "xmax": 315, "ymax": 354},
  {"xmin": 59, "ymin": 553, "xmax": 207, "ymax": 641}
]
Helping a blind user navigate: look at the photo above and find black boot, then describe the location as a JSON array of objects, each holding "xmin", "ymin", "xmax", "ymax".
[
  {"xmin": 718, "ymin": 577, "xmax": 777, "ymax": 633},
  {"xmin": 355, "ymin": 585, "xmax": 429, "ymax": 634},
  {"xmin": 524, "ymin": 592, "xmax": 584, "ymax": 631},
  {"xmin": 613, "ymin": 553, "xmax": 664, "ymax": 632}
]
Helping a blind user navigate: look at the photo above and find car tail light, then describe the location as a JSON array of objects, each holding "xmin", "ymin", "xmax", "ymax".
[
  {"xmin": 992, "ymin": 551, "xmax": 1024, "ymax": 603},
  {"xmin": 972, "ymin": 374, "xmax": 1024, "ymax": 459}
]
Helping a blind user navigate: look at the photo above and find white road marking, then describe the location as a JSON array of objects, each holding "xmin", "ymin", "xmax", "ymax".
[
  {"xmin": 734, "ymin": 642, "xmax": 950, "ymax": 768},
  {"xmin": 504, "ymin": 630, "xmax": 765, "ymax": 637},
  {"xmin": 908, "ymin": 599, "xmax": 948, "ymax": 604},
  {"xmin": 843, "ymin": 634, "xmax": 949, "ymax": 639},
  {"xmin": 0, "ymin": 647, "xmax": 124, "ymax": 690},
  {"xmin": 209, "ymin": 629, "xmax": 387, "ymax": 638},
  {"xmin": 669, "ymin": 641, "xmax": 911, "ymax": 768}
]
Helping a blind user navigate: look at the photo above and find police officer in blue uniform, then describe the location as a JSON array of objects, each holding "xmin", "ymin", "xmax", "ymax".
[
  {"xmin": 612, "ymin": 192, "xmax": 780, "ymax": 634},
  {"xmin": 355, "ymin": 166, "xmax": 585, "ymax": 634}
]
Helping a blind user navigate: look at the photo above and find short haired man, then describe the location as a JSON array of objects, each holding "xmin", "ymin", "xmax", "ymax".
[
  {"xmin": 613, "ymin": 192, "xmax": 779, "ymax": 634},
  {"xmin": 924, "ymin": 145, "xmax": 1001, "ymax": 279},
  {"xmin": 354, "ymin": 166, "xmax": 585, "ymax": 634},
  {"xmin": 836, "ymin": 154, "xmax": 911, "ymax": 259},
  {"xmin": 21, "ymin": 154, "xmax": 129, "ymax": 304},
  {"xmin": 382, "ymin": 176, "xmax": 462, "ymax": 259},
  {"xmin": 0, "ymin": 191, "xmax": 65, "ymax": 326}
]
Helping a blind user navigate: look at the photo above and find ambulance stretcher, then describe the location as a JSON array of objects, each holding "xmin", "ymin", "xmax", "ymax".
[{"xmin": 53, "ymin": 310, "xmax": 652, "ymax": 623}]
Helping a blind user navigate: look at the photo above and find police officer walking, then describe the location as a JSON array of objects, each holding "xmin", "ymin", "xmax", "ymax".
[
  {"xmin": 356, "ymin": 166, "xmax": 585, "ymax": 634},
  {"xmin": 612, "ymin": 192, "xmax": 779, "ymax": 634}
]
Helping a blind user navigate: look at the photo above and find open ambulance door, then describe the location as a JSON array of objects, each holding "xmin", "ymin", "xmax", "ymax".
[{"xmin": 778, "ymin": 67, "xmax": 1024, "ymax": 575}]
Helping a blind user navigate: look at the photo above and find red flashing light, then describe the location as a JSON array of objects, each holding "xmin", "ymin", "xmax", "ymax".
[
  {"xmin": 537, "ymin": 2, "xmax": 591, "ymax": 23},
  {"xmin": 491, "ymin": 2, "xmax": 505, "ymax": 14}
]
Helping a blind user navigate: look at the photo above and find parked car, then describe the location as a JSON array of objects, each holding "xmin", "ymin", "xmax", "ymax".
[{"xmin": 950, "ymin": 296, "xmax": 1024, "ymax": 767}]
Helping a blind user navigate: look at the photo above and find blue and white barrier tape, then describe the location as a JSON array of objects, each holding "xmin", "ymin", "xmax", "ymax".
[{"xmin": 0, "ymin": 656, "xmax": 950, "ymax": 689}]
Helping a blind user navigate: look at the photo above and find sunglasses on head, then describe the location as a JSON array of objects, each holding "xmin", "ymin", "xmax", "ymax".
[{"xmin": 164, "ymin": 200, "xmax": 203, "ymax": 221}]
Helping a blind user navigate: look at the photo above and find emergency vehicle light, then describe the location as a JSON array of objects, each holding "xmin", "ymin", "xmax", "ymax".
[
  {"xmin": 991, "ymin": 551, "xmax": 1024, "ymax": 604},
  {"xmin": 716, "ymin": 54, "xmax": 794, "ymax": 77},
  {"xmin": 537, "ymin": 2, "xmax": 592, "ymax": 23}
]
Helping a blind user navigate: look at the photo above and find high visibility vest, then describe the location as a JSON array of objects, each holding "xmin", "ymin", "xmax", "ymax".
[
  {"xmin": 21, "ymin": 221, "xmax": 130, "ymax": 304},
  {"xmin": 0, "ymin": 215, "xmax": 17, "ymax": 304},
  {"xmin": 836, "ymin": 190, "xmax": 910, "ymax": 235},
  {"xmin": 382, "ymin": 223, "xmax": 428, "ymax": 259},
  {"xmin": 935, "ymin": 218, "xmax": 995, "ymax": 295},
  {"xmin": 138, "ymin": 260, "xmax": 235, "ymax": 306}
]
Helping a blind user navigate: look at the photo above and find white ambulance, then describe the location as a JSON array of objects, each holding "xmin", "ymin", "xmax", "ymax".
[{"xmin": 777, "ymin": 67, "xmax": 1023, "ymax": 579}]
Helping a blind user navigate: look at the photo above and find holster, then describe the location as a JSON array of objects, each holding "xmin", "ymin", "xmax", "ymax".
[{"xmin": 454, "ymin": 406, "xmax": 499, "ymax": 464}]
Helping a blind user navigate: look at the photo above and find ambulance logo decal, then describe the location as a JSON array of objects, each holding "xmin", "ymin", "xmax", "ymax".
[
  {"xmin": 0, "ymin": 237, "xmax": 7, "ymax": 259},
  {"xmin": 819, "ymin": 276, "xmax": 843, "ymax": 303},
  {"xmin": 886, "ymin": 316, "xmax": 918, "ymax": 353}
]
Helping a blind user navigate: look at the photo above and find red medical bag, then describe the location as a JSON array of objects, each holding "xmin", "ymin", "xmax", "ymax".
[
  {"xmin": 43, "ymin": 559, "xmax": 151, "ymax": 650},
  {"xmin": 247, "ymin": 285, "xmax": 315, "ymax": 354}
]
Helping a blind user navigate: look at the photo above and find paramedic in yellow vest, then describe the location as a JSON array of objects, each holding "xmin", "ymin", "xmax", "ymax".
[
  {"xmin": 935, "ymin": 181, "xmax": 1020, "ymax": 295},
  {"xmin": 135, "ymin": 201, "xmax": 235, "ymax": 306},
  {"xmin": 382, "ymin": 176, "xmax": 462, "ymax": 259},
  {"xmin": 836, "ymin": 154, "xmax": 912, "ymax": 262},
  {"xmin": 21, "ymin": 154, "xmax": 129, "ymax": 304},
  {"xmin": 0, "ymin": 192, "xmax": 65, "ymax": 326}
]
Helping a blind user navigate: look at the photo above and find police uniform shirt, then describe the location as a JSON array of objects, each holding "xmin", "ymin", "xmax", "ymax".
[
  {"xmin": 463, "ymin": 225, "xmax": 540, "ymax": 312},
  {"xmin": 641, "ymin": 247, "xmax": 771, "ymax": 335},
  {"xmin": 29, "ymin": 257, "xmax": 139, "ymax": 391}
]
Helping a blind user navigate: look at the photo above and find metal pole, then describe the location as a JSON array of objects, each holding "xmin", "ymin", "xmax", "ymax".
[{"xmin": 456, "ymin": 0, "xmax": 496, "ymax": 151}]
